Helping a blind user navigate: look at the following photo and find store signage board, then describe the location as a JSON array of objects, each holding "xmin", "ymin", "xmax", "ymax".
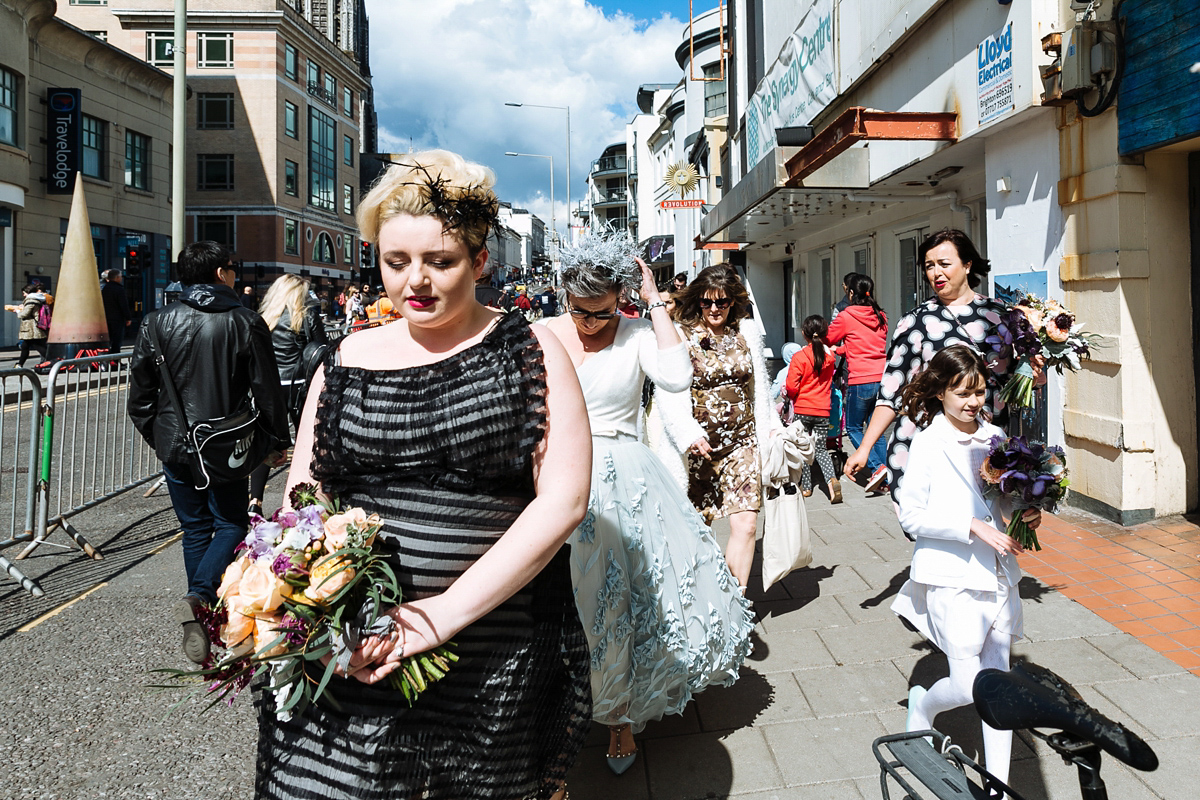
[
  {"xmin": 661, "ymin": 199, "xmax": 705, "ymax": 209},
  {"xmin": 744, "ymin": 0, "xmax": 836, "ymax": 171},
  {"xmin": 46, "ymin": 89, "xmax": 82, "ymax": 195},
  {"xmin": 978, "ymin": 22, "xmax": 1015, "ymax": 126}
]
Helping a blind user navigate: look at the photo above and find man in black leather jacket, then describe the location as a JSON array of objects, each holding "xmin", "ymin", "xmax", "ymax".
[{"xmin": 129, "ymin": 241, "xmax": 291, "ymax": 663}]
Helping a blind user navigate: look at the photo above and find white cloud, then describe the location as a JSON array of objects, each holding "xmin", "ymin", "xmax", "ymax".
[{"xmin": 366, "ymin": 0, "xmax": 683, "ymax": 239}]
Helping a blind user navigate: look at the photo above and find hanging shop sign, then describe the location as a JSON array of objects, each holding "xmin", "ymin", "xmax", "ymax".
[
  {"xmin": 46, "ymin": 88, "xmax": 82, "ymax": 195},
  {"xmin": 744, "ymin": 0, "xmax": 836, "ymax": 171},
  {"xmin": 977, "ymin": 22, "xmax": 1015, "ymax": 126},
  {"xmin": 661, "ymin": 199, "xmax": 705, "ymax": 209}
]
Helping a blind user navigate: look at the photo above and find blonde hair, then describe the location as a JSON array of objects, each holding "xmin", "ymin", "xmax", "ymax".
[
  {"xmin": 258, "ymin": 274, "xmax": 311, "ymax": 333},
  {"xmin": 356, "ymin": 149, "xmax": 499, "ymax": 256}
]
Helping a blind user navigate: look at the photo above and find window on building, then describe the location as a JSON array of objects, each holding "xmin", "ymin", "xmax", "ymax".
[
  {"xmin": 0, "ymin": 67, "xmax": 17, "ymax": 147},
  {"xmin": 284, "ymin": 100, "xmax": 298, "ymax": 138},
  {"xmin": 703, "ymin": 63, "xmax": 727, "ymax": 118},
  {"xmin": 343, "ymin": 234, "xmax": 353, "ymax": 264},
  {"xmin": 342, "ymin": 87, "xmax": 353, "ymax": 117},
  {"xmin": 197, "ymin": 32, "xmax": 234, "ymax": 68},
  {"xmin": 324, "ymin": 73, "xmax": 337, "ymax": 102},
  {"xmin": 197, "ymin": 93, "xmax": 234, "ymax": 129},
  {"xmin": 284, "ymin": 159, "xmax": 298, "ymax": 197},
  {"xmin": 284, "ymin": 42, "xmax": 299, "ymax": 80},
  {"xmin": 307, "ymin": 59, "xmax": 320, "ymax": 89},
  {"xmin": 308, "ymin": 107, "xmax": 336, "ymax": 211},
  {"xmin": 69, "ymin": 0, "xmax": 107, "ymax": 4},
  {"xmin": 124, "ymin": 130, "xmax": 150, "ymax": 190},
  {"xmin": 82, "ymin": 115, "xmax": 106, "ymax": 179},
  {"xmin": 284, "ymin": 219, "xmax": 298, "ymax": 255},
  {"xmin": 313, "ymin": 232, "xmax": 335, "ymax": 263},
  {"xmin": 146, "ymin": 32, "xmax": 175, "ymax": 67},
  {"xmin": 197, "ymin": 154, "xmax": 234, "ymax": 191},
  {"xmin": 198, "ymin": 215, "xmax": 235, "ymax": 249},
  {"xmin": 343, "ymin": 184, "xmax": 353, "ymax": 214},
  {"xmin": 343, "ymin": 134, "xmax": 353, "ymax": 166}
]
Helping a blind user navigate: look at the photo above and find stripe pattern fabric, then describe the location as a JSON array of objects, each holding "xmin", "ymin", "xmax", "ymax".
[{"xmin": 255, "ymin": 312, "xmax": 590, "ymax": 799}]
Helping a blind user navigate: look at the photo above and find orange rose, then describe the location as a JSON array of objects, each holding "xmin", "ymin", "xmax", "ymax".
[
  {"xmin": 305, "ymin": 555, "xmax": 355, "ymax": 603},
  {"xmin": 980, "ymin": 459, "xmax": 1005, "ymax": 485},
  {"xmin": 216, "ymin": 556, "xmax": 251, "ymax": 601},
  {"xmin": 1046, "ymin": 323, "xmax": 1070, "ymax": 343},
  {"xmin": 1018, "ymin": 305, "xmax": 1045, "ymax": 331},
  {"xmin": 239, "ymin": 560, "xmax": 287, "ymax": 614},
  {"xmin": 254, "ymin": 614, "xmax": 288, "ymax": 658},
  {"xmin": 221, "ymin": 595, "xmax": 256, "ymax": 650}
]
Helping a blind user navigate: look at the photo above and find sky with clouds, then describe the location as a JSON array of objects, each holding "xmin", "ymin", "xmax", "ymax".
[{"xmin": 365, "ymin": 0, "xmax": 688, "ymax": 239}]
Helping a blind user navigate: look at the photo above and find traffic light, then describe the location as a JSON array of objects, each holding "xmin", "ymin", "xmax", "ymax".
[
  {"xmin": 361, "ymin": 241, "xmax": 372, "ymax": 268},
  {"xmin": 125, "ymin": 245, "xmax": 141, "ymax": 276}
]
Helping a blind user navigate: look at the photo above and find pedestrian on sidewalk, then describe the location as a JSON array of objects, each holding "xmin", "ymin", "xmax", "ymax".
[
  {"xmin": 247, "ymin": 274, "xmax": 327, "ymax": 516},
  {"xmin": 100, "ymin": 269, "xmax": 132, "ymax": 353},
  {"xmin": 655, "ymin": 265, "xmax": 782, "ymax": 589},
  {"xmin": 830, "ymin": 271, "xmax": 858, "ymax": 321},
  {"xmin": 827, "ymin": 274, "xmax": 889, "ymax": 490},
  {"xmin": 6, "ymin": 284, "xmax": 49, "ymax": 367},
  {"xmin": 891, "ymin": 345, "xmax": 1043, "ymax": 787},
  {"xmin": 265, "ymin": 150, "xmax": 590, "ymax": 800},
  {"xmin": 785, "ymin": 315, "xmax": 842, "ymax": 503},
  {"xmin": 843, "ymin": 229, "xmax": 1012, "ymax": 521},
  {"xmin": 128, "ymin": 241, "xmax": 291, "ymax": 664},
  {"xmin": 544, "ymin": 230, "xmax": 751, "ymax": 776}
]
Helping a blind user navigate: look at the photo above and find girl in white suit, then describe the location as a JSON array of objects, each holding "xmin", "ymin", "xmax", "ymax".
[{"xmin": 891, "ymin": 345, "xmax": 1042, "ymax": 786}]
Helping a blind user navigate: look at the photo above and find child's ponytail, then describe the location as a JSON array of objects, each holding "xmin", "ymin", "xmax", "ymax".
[
  {"xmin": 802, "ymin": 314, "xmax": 829, "ymax": 373},
  {"xmin": 898, "ymin": 345, "xmax": 989, "ymax": 427}
]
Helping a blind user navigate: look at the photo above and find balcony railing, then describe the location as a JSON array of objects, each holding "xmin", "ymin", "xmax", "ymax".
[
  {"xmin": 593, "ymin": 187, "xmax": 627, "ymax": 204},
  {"xmin": 592, "ymin": 155, "xmax": 627, "ymax": 174},
  {"xmin": 307, "ymin": 81, "xmax": 337, "ymax": 108}
]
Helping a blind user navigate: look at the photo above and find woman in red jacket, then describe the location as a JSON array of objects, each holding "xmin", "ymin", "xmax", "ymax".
[
  {"xmin": 785, "ymin": 315, "xmax": 842, "ymax": 503},
  {"xmin": 826, "ymin": 275, "xmax": 889, "ymax": 490}
]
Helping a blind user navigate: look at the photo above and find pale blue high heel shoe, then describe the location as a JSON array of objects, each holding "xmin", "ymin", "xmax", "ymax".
[{"xmin": 606, "ymin": 724, "xmax": 638, "ymax": 775}]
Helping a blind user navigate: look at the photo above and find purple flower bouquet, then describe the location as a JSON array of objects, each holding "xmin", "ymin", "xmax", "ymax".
[
  {"xmin": 979, "ymin": 436, "xmax": 1070, "ymax": 551},
  {"xmin": 985, "ymin": 294, "xmax": 1096, "ymax": 409}
]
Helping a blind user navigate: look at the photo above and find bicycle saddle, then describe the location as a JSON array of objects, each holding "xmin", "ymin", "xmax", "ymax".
[{"xmin": 973, "ymin": 662, "xmax": 1158, "ymax": 772}]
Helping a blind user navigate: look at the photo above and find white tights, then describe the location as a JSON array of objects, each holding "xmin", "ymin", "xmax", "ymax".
[{"xmin": 908, "ymin": 627, "xmax": 1014, "ymax": 785}]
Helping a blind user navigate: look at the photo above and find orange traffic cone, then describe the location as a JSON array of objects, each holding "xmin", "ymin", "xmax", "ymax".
[{"xmin": 46, "ymin": 174, "xmax": 109, "ymax": 360}]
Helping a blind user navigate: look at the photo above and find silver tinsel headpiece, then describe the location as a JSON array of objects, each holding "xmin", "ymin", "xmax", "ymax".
[{"xmin": 559, "ymin": 228, "xmax": 643, "ymax": 296}]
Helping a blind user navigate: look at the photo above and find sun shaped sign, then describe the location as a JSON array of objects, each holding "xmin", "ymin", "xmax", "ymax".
[{"xmin": 663, "ymin": 161, "xmax": 700, "ymax": 197}]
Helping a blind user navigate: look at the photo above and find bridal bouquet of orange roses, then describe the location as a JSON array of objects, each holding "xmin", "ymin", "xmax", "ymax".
[{"xmin": 153, "ymin": 483, "xmax": 457, "ymax": 717}]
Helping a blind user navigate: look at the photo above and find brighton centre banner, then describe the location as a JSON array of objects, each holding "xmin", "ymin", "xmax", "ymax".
[{"xmin": 744, "ymin": 0, "xmax": 836, "ymax": 171}]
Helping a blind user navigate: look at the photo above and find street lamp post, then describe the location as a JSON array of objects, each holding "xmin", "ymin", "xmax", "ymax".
[
  {"xmin": 505, "ymin": 152, "xmax": 555, "ymax": 266},
  {"xmin": 505, "ymin": 102, "xmax": 570, "ymax": 243}
]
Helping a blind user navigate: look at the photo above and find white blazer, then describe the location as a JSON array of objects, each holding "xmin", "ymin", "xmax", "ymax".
[{"xmin": 896, "ymin": 413, "xmax": 1021, "ymax": 593}]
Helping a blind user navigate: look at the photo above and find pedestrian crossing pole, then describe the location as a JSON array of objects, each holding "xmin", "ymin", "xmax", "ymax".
[{"xmin": 171, "ymin": 0, "xmax": 187, "ymax": 268}]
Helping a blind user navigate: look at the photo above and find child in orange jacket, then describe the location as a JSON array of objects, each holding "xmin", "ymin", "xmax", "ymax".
[{"xmin": 785, "ymin": 314, "xmax": 842, "ymax": 503}]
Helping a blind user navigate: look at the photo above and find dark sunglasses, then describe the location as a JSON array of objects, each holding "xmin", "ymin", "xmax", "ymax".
[
  {"xmin": 568, "ymin": 305, "xmax": 620, "ymax": 322},
  {"xmin": 699, "ymin": 297, "xmax": 732, "ymax": 309}
]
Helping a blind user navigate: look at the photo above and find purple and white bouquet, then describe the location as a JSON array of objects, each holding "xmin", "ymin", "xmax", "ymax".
[
  {"xmin": 985, "ymin": 294, "xmax": 1096, "ymax": 408},
  {"xmin": 979, "ymin": 436, "xmax": 1069, "ymax": 551}
]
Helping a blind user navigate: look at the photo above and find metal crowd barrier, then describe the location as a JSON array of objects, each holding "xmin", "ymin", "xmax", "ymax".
[
  {"xmin": 16, "ymin": 353, "xmax": 161, "ymax": 565},
  {"xmin": 0, "ymin": 369, "xmax": 47, "ymax": 596}
]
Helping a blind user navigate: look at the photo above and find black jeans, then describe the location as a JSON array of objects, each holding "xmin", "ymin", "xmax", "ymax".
[
  {"xmin": 162, "ymin": 461, "xmax": 249, "ymax": 604},
  {"xmin": 17, "ymin": 337, "xmax": 45, "ymax": 367}
]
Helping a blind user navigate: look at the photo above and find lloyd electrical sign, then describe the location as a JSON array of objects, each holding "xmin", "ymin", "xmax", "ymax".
[
  {"xmin": 744, "ymin": 0, "xmax": 836, "ymax": 170},
  {"xmin": 46, "ymin": 89, "xmax": 82, "ymax": 194},
  {"xmin": 977, "ymin": 23, "xmax": 1015, "ymax": 125}
]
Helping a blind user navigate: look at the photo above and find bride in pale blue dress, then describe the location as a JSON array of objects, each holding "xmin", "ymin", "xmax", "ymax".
[{"xmin": 543, "ymin": 230, "xmax": 753, "ymax": 775}]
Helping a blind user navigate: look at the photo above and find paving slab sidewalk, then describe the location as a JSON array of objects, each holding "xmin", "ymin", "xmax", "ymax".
[{"xmin": 0, "ymin": 468, "xmax": 1197, "ymax": 799}]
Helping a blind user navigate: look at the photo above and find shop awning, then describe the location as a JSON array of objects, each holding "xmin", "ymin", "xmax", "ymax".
[{"xmin": 699, "ymin": 107, "xmax": 959, "ymax": 247}]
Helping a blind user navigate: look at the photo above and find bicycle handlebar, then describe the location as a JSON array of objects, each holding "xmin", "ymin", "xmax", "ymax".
[{"xmin": 973, "ymin": 662, "xmax": 1158, "ymax": 772}]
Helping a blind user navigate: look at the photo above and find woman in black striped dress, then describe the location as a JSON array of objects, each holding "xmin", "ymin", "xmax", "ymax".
[{"xmin": 257, "ymin": 150, "xmax": 593, "ymax": 800}]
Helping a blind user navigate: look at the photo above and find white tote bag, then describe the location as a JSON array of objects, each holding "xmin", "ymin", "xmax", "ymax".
[{"xmin": 760, "ymin": 421, "xmax": 816, "ymax": 591}]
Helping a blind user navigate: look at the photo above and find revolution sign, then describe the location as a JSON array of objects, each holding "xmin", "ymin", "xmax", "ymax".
[
  {"xmin": 977, "ymin": 23, "xmax": 1015, "ymax": 126},
  {"xmin": 661, "ymin": 199, "xmax": 705, "ymax": 209},
  {"xmin": 744, "ymin": 0, "xmax": 836, "ymax": 171},
  {"xmin": 46, "ymin": 88, "xmax": 82, "ymax": 195}
]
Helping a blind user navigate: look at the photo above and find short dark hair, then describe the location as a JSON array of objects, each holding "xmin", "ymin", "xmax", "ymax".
[
  {"xmin": 917, "ymin": 228, "xmax": 991, "ymax": 290},
  {"xmin": 177, "ymin": 241, "xmax": 231, "ymax": 286},
  {"xmin": 103, "ymin": 269, "xmax": 121, "ymax": 282},
  {"xmin": 842, "ymin": 271, "xmax": 860, "ymax": 289}
]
